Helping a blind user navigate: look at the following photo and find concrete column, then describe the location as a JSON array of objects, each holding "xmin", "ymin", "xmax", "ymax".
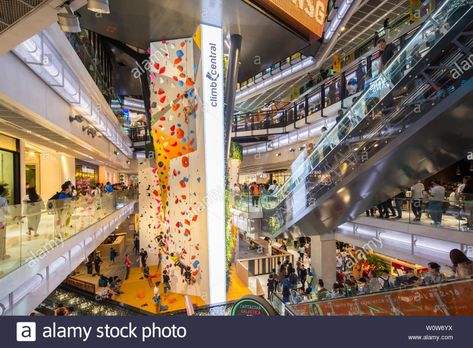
[{"xmin": 310, "ymin": 233, "xmax": 337, "ymax": 289}]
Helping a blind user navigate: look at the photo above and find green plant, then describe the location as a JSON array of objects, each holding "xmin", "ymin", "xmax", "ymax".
[
  {"xmin": 365, "ymin": 253, "xmax": 386, "ymax": 276},
  {"xmin": 229, "ymin": 142, "xmax": 243, "ymax": 161}
]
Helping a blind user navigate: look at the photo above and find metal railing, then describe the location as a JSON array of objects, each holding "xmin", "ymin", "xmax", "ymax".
[
  {"xmin": 285, "ymin": 277, "xmax": 473, "ymax": 316},
  {"xmin": 255, "ymin": 0, "xmax": 473, "ymax": 236}
]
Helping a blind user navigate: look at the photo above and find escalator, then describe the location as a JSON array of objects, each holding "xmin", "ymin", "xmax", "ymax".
[{"xmin": 259, "ymin": 0, "xmax": 473, "ymax": 237}]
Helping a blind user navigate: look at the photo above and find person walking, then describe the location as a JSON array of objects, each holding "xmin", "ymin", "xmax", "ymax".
[
  {"xmin": 24, "ymin": 187, "xmax": 45, "ymax": 237},
  {"xmin": 428, "ymin": 181, "xmax": 445, "ymax": 226},
  {"xmin": 251, "ymin": 182, "xmax": 260, "ymax": 207},
  {"xmin": 299, "ymin": 265, "xmax": 307, "ymax": 290},
  {"xmin": 461, "ymin": 177, "xmax": 473, "ymax": 229},
  {"xmin": 0, "ymin": 185, "xmax": 10, "ymax": 260},
  {"xmin": 298, "ymin": 243, "xmax": 305, "ymax": 261},
  {"xmin": 288, "ymin": 269, "xmax": 298, "ymax": 290},
  {"xmin": 94, "ymin": 254, "xmax": 102, "ymax": 276},
  {"xmin": 394, "ymin": 189, "xmax": 406, "ymax": 219},
  {"xmin": 105, "ymin": 182, "xmax": 114, "ymax": 193},
  {"xmin": 124, "ymin": 253, "xmax": 132, "ymax": 280},
  {"xmin": 109, "ymin": 247, "xmax": 117, "ymax": 264},
  {"xmin": 411, "ymin": 180, "xmax": 425, "ymax": 221},
  {"xmin": 267, "ymin": 273, "xmax": 275, "ymax": 299}
]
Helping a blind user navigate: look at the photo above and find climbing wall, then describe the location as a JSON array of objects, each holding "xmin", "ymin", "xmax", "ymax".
[{"xmin": 138, "ymin": 36, "xmax": 211, "ymax": 300}]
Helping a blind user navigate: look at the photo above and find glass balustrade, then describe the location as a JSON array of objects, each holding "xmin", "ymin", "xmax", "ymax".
[
  {"xmin": 0, "ymin": 190, "xmax": 137, "ymax": 279},
  {"xmin": 255, "ymin": 0, "xmax": 473, "ymax": 237},
  {"xmin": 282, "ymin": 277, "xmax": 473, "ymax": 316}
]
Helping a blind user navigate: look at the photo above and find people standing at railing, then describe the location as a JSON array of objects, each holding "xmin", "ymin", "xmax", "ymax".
[
  {"xmin": 250, "ymin": 182, "xmax": 260, "ymax": 207},
  {"xmin": 378, "ymin": 269, "xmax": 395, "ymax": 290},
  {"xmin": 427, "ymin": 181, "xmax": 446, "ymax": 226},
  {"xmin": 461, "ymin": 178, "xmax": 473, "ymax": 229},
  {"xmin": 0, "ymin": 185, "xmax": 9, "ymax": 261},
  {"xmin": 24, "ymin": 186, "xmax": 45, "ymax": 238},
  {"xmin": 394, "ymin": 189, "xmax": 407, "ymax": 219},
  {"xmin": 421, "ymin": 262, "xmax": 445, "ymax": 285},
  {"xmin": 105, "ymin": 182, "xmax": 114, "ymax": 193},
  {"xmin": 449, "ymin": 249, "xmax": 473, "ymax": 278},
  {"xmin": 268, "ymin": 180, "xmax": 278, "ymax": 194},
  {"xmin": 411, "ymin": 180, "xmax": 425, "ymax": 221}
]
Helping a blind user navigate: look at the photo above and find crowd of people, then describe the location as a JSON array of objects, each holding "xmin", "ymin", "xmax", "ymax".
[
  {"xmin": 270, "ymin": 243, "xmax": 473, "ymax": 306},
  {"xmin": 365, "ymin": 176, "xmax": 473, "ymax": 228},
  {"xmin": 232, "ymin": 180, "xmax": 281, "ymax": 207}
]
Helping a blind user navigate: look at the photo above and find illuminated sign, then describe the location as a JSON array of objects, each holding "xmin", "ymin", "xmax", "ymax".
[
  {"xmin": 253, "ymin": 0, "xmax": 329, "ymax": 39},
  {"xmin": 231, "ymin": 295, "xmax": 277, "ymax": 316},
  {"xmin": 200, "ymin": 24, "xmax": 226, "ymax": 305}
]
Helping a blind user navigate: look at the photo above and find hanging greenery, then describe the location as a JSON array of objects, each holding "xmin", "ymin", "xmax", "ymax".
[{"xmin": 229, "ymin": 142, "xmax": 243, "ymax": 161}]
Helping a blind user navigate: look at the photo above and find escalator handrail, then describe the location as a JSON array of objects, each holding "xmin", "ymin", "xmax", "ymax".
[{"xmin": 260, "ymin": 0, "xmax": 473, "ymax": 213}]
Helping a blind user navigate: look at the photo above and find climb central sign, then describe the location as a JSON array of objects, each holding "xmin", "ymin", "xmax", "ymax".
[{"xmin": 252, "ymin": 0, "xmax": 328, "ymax": 39}]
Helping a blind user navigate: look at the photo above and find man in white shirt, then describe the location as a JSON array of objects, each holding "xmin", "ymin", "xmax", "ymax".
[
  {"xmin": 410, "ymin": 181, "xmax": 425, "ymax": 221},
  {"xmin": 429, "ymin": 181, "xmax": 445, "ymax": 226},
  {"xmin": 268, "ymin": 180, "xmax": 278, "ymax": 194}
]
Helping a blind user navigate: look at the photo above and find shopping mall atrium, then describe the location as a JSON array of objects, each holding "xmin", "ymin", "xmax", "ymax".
[{"xmin": 0, "ymin": 0, "xmax": 472, "ymax": 316}]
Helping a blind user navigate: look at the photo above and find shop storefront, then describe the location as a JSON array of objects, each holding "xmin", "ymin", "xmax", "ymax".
[
  {"xmin": 0, "ymin": 133, "xmax": 20, "ymax": 204},
  {"xmin": 75, "ymin": 160, "xmax": 99, "ymax": 188}
]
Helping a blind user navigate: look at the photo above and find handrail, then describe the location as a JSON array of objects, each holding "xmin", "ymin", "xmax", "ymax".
[
  {"xmin": 233, "ymin": 22, "xmax": 422, "ymax": 134},
  {"xmin": 235, "ymin": 9, "xmax": 426, "ymax": 97},
  {"xmin": 0, "ymin": 190, "xmax": 137, "ymax": 278},
  {"xmin": 256, "ymin": 0, "xmax": 473, "ymax": 236},
  {"xmin": 286, "ymin": 277, "xmax": 473, "ymax": 316}
]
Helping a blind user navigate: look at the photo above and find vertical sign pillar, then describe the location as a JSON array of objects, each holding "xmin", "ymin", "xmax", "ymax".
[{"xmin": 201, "ymin": 24, "xmax": 226, "ymax": 304}]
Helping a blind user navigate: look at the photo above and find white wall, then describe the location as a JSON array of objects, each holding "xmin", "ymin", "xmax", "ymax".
[
  {"xmin": 0, "ymin": 52, "xmax": 130, "ymax": 169},
  {"xmin": 39, "ymin": 152, "xmax": 75, "ymax": 199}
]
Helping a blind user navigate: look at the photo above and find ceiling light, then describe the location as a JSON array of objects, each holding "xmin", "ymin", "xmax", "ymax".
[
  {"xmin": 87, "ymin": 0, "xmax": 110, "ymax": 14},
  {"xmin": 57, "ymin": 5, "xmax": 81, "ymax": 33}
]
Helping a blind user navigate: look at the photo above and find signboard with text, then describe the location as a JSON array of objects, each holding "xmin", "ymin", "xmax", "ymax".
[{"xmin": 252, "ymin": 0, "xmax": 329, "ymax": 40}]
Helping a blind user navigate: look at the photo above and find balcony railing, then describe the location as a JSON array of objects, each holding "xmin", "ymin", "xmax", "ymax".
[
  {"xmin": 282, "ymin": 278, "xmax": 473, "ymax": 316},
  {"xmin": 0, "ymin": 190, "xmax": 137, "ymax": 279}
]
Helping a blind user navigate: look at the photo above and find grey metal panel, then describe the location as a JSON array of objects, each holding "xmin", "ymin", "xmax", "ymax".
[
  {"xmin": 290, "ymin": 79, "xmax": 473, "ymax": 236},
  {"xmin": 77, "ymin": 0, "xmax": 309, "ymax": 83}
]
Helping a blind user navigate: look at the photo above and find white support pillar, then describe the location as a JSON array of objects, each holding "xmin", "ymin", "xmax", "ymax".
[{"xmin": 310, "ymin": 233, "xmax": 337, "ymax": 289}]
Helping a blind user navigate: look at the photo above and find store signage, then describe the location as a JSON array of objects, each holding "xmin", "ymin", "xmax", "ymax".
[
  {"xmin": 201, "ymin": 24, "xmax": 226, "ymax": 305},
  {"xmin": 231, "ymin": 295, "xmax": 276, "ymax": 316},
  {"xmin": 252, "ymin": 0, "xmax": 329, "ymax": 39},
  {"xmin": 81, "ymin": 166, "xmax": 95, "ymax": 174}
]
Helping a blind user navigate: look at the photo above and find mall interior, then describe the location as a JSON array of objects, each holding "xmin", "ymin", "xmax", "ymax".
[{"xmin": 0, "ymin": 0, "xmax": 473, "ymax": 316}]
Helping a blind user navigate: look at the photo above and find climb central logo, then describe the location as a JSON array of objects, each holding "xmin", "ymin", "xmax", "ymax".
[
  {"xmin": 16, "ymin": 322, "xmax": 36, "ymax": 342},
  {"xmin": 206, "ymin": 42, "xmax": 220, "ymax": 108}
]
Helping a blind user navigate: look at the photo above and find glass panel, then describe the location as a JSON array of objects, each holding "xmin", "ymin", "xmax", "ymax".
[
  {"xmin": 259, "ymin": 0, "xmax": 473, "ymax": 235},
  {"xmin": 0, "ymin": 191, "xmax": 137, "ymax": 278}
]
